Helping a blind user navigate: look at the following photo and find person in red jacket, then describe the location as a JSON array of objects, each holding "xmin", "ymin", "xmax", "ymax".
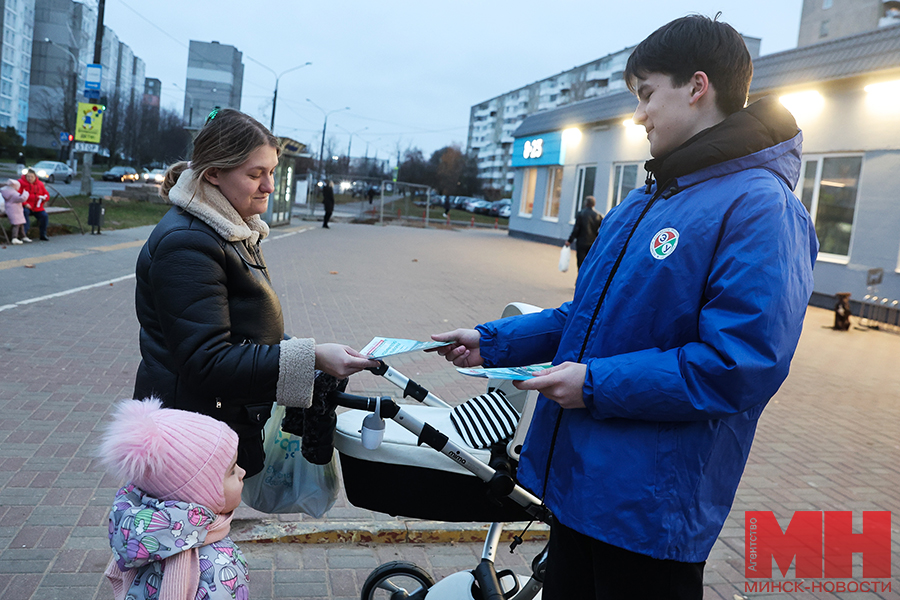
[{"xmin": 20, "ymin": 169, "xmax": 50, "ymax": 240}]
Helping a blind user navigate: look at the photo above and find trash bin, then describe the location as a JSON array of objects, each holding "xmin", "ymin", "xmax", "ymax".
[{"xmin": 88, "ymin": 200, "xmax": 104, "ymax": 234}]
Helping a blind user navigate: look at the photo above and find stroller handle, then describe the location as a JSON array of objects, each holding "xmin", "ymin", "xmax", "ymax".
[{"xmin": 331, "ymin": 391, "xmax": 398, "ymax": 417}]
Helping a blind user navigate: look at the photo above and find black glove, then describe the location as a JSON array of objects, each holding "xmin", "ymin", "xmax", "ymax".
[{"xmin": 283, "ymin": 370, "xmax": 347, "ymax": 465}]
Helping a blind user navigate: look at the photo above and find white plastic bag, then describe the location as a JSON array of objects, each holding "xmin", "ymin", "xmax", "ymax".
[
  {"xmin": 241, "ymin": 403, "xmax": 339, "ymax": 516},
  {"xmin": 558, "ymin": 245, "xmax": 571, "ymax": 272}
]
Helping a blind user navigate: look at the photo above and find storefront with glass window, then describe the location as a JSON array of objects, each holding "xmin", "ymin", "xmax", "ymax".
[{"xmin": 507, "ymin": 26, "xmax": 900, "ymax": 305}]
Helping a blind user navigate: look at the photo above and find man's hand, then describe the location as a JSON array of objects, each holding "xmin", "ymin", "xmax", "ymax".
[
  {"xmin": 564, "ymin": 241, "xmax": 571, "ymax": 247},
  {"xmin": 514, "ymin": 362, "xmax": 587, "ymax": 409},
  {"xmin": 429, "ymin": 329, "xmax": 482, "ymax": 368},
  {"xmin": 315, "ymin": 343, "xmax": 380, "ymax": 378}
]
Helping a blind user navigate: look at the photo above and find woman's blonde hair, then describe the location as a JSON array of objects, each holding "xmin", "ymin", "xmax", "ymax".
[{"xmin": 160, "ymin": 108, "xmax": 281, "ymax": 199}]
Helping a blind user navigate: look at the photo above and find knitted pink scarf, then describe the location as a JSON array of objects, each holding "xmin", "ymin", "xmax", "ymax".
[{"xmin": 104, "ymin": 512, "xmax": 233, "ymax": 600}]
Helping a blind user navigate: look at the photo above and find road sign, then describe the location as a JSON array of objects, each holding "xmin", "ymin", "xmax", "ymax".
[
  {"xmin": 85, "ymin": 64, "xmax": 102, "ymax": 90},
  {"xmin": 74, "ymin": 102, "xmax": 104, "ymax": 143},
  {"xmin": 73, "ymin": 142, "xmax": 99, "ymax": 154},
  {"xmin": 60, "ymin": 131, "xmax": 70, "ymax": 143},
  {"xmin": 84, "ymin": 89, "xmax": 100, "ymax": 100}
]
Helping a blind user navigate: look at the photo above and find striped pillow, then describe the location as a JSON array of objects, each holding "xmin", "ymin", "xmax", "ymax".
[{"xmin": 450, "ymin": 390, "xmax": 520, "ymax": 449}]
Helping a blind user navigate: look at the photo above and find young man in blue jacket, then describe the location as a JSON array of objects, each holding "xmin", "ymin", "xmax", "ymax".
[{"xmin": 433, "ymin": 15, "xmax": 817, "ymax": 599}]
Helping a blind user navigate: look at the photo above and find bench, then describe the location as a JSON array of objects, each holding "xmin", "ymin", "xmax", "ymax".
[{"xmin": 2, "ymin": 187, "xmax": 85, "ymax": 241}]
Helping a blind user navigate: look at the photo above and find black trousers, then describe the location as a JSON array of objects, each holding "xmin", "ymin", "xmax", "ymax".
[{"xmin": 542, "ymin": 520, "xmax": 705, "ymax": 600}]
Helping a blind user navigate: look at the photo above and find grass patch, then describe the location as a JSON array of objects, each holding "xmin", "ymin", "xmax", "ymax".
[{"xmin": 46, "ymin": 194, "xmax": 170, "ymax": 234}]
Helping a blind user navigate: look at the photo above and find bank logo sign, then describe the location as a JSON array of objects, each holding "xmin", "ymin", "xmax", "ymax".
[{"xmin": 650, "ymin": 227, "xmax": 679, "ymax": 260}]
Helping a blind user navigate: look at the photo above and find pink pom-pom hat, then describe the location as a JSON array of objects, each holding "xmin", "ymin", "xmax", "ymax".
[{"xmin": 99, "ymin": 398, "xmax": 239, "ymax": 512}]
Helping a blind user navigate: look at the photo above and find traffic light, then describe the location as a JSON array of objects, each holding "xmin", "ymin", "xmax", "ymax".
[{"xmin": 67, "ymin": 134, "xmax": 74, "ymax": 142}]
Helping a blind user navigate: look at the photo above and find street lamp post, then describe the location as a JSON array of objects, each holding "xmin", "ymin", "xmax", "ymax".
[
  {"xmin": 172, "ymin": 83, "xmax": 195, "ymax": 129},
  {"xmin": 45, "ymin": 39, "xmax": 85, "ymax": 191},
  {"xmin": 245, "ymin": 57, "xmax": 311, "ymax": 133},
  {"xmin": 306, "ymin": 99, "xmax": 349, "ymax": 180},
  {"xmin": 45, "ymin": 39, "xmax": 77, "ymax": 152},
  {"xmin": 336, "ymin": 125, "xmax": 368, "ymax": 172}
]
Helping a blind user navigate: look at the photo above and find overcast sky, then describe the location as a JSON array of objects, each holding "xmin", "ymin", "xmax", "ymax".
[{"xmin": 103, "ymin": 0, "xmax": 803, "ymax": 163}]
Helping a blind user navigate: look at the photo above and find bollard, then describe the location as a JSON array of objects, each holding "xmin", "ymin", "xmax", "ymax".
[
  {"xmin": 446, "ymin": 214, "xmax": 450, "ymax": 226},
  {"xmin": 494, "ymin": 218, "xmax": 498, "ymax": 229},
  {"xmin": 470, "ymin": 216, "xmax": 475, "ymax": 227},
  {"xmin": 833, "ymin": 292, "xmax": 851, "ymax": 331},
  {"xmin": 397, "ymin": 208, "xmax": 402, "ymax": 219}
]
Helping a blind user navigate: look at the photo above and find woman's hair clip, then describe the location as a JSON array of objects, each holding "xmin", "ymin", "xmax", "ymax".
[{"xmin": 205, "ymin": 107, "xmax": 220, "ymax": 125}]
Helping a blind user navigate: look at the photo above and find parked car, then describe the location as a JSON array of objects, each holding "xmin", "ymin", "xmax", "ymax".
[
  {"xmin": 463, "ymin": 197, "xmax": 492, "ymax": 213},
  {"xmin": 25, "ymin": 160, "xmax": 74, "ymax": 184},
  {"xmin": 142, "ymin": 168, "xmax": 166, "ymax": 183},
  {"xmin": 102, "ymin": 166, "xmax": 140, "ymax": 182},
  {"xmin": 498, "ymin": 203, "xmax": 511, "ymax": 219},
  {"xmin": 489, "ymin": 199, "xmax": 511, "ymax": 217}
]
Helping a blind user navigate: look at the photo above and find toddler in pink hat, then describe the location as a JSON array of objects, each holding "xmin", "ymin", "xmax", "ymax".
[{"xmin": 99, "ymin": 397, "xmax": 249, "ymax": 600}]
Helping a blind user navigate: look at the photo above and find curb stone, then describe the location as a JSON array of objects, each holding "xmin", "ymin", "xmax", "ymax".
[{"xmin": 232, "ymin": 519, "xmax": 550, "ymax": 545}]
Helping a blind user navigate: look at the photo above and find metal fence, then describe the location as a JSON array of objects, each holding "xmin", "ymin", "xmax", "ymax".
[
  {"xmin": 858, "ymin": 294, "xmax": 900, "ymax": 332},
  {"xmin": 298, "ymin": 175, "xmax": 507, "ymax": 229}
]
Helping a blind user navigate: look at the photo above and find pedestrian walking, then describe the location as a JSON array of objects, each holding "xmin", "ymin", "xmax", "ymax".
[
  {"xmin": 322, "ymin": 179, "xmax": 335, "ymax": 228},
  {"xmin": 100, "ymin": 398, "xmax": 249, "ymax": 600},
  {"xmin": 133, "ymin": 108, "xmax": 378, "ymax": 478},
  {"xmin": 565, "ymin": 195, "xmax": 602, "ymax": 270},
  {"xmin": 431, "ymin": 15, "xmax": 817, "ymax": 599}
]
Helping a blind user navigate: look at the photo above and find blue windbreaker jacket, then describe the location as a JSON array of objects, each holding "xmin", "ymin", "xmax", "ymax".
[{"xmin": 477, "ymin": 100, "xmax": 818, "ymax": 562}]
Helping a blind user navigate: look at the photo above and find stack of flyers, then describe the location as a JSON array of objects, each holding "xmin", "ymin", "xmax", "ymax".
[
  {"xmin": 456, "ymin": 364, "xmax": 551, "ymax": 381},
  {"xmin": 360, "ymin": 337, "xmax": 451, "ymax": 359}
]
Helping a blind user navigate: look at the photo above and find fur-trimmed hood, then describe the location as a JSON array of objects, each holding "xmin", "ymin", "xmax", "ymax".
[{"xmin": 168, "ymin": 169, "xmax": 269, "ymax": 243}]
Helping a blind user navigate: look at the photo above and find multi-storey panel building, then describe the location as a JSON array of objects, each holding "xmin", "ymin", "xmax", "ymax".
[
  {"xmin": 467, "ymin": 37, "xmax": 763, "ymax": 197},
  {"xmin": 798, "ymin": 0, "xmax": 900, "ymax": 46},
  {"xmin": 0, "ymin": 0, "xmax": 35, "ymax": 141},
  {"xmin": 184, "ymin": 40, "xmax": 243, "ymax": 129},
  {"xmin": 27, "ymin": 0, "xmax": 95, "ymax": 148}
]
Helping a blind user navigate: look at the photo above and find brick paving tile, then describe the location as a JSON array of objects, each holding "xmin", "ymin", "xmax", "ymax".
[{"xmin": 1, "ymin": 222, "xmax": 898, "ymax": 599}]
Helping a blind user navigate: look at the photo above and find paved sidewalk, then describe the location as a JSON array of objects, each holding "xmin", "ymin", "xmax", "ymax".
[{"xmin": 0, "ymin": 221, "xmax": 897, "ymax": 599}]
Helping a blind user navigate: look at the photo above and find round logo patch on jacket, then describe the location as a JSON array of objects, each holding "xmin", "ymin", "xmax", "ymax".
[{"xmin": 650, "ymin": 227, "xmax": 679, "ymax": 260}]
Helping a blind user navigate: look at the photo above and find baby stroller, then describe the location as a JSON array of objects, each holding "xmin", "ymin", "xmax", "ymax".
[{"xmin": 332, "ymin": 303, "xmax": 550, "ymax": 600}]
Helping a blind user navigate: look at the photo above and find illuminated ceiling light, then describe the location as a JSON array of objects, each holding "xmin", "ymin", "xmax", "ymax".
[
  {"xmin": 622, "ymin": 118, "xmax": 645, "ymax": 137},
  {"xmin": 820, "ymin": 180, "xmax": 846, "ymax": 188},
  {"xmin": 778, "ymin": 91, "xmax": 824, "ymax": 118},
  {"xmin": 864, "ymin": 79, "xmax": 900, "ymax": 95},
  {"xmin": 562, "ymin": 127, "xmax": 582, "ymax": 144}
]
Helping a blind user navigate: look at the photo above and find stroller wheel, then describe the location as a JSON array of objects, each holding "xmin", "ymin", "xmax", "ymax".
[{"xmin": 361, "ymin": 561, "xmax": 435, "ymax": 600}]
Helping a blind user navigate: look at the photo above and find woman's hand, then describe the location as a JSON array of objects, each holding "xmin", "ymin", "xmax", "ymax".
[
  {"xmin": 315, "ymin": 343, "xmax": 380, "ymax": 378},
  {"xmin": 514, "ymin": 362, "xmax": 587, "ymax": 409},
  {"xmin": 429, "ymin": 329, "xmax": 483, "ymax": 368}
]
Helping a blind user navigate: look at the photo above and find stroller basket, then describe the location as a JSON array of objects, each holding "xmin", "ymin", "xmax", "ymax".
[{"xmin": 335, "ymin": 404, "xmax": 532, "ymax": 522}]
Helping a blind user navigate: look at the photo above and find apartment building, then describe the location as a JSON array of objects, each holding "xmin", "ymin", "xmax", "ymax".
[
  {"xmin": 27, "ymin": 0, "xmax": 94, "ymax": 148},
  {"xmin": 0, "ymin": 0, "xmax": 35, "ymax": 141},
  {"xmin": 467, "ymin": 47, "xmax": 634, "ymax": 196},
  {"xmin": 467, "ymin": 35, "xmax": 764, "ymax": 197},
  {"xmin": 184, "ymin": 40, "xmax": 243, "ymax": 129},
  {"xmin": 798, "ymin": 0, "xmax": 900, "ymax": 46}
]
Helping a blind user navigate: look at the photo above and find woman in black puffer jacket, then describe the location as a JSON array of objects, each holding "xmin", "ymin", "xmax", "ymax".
[{"xmin": 133, "ymin": 109, "xmax": 377, "ymax": 477}]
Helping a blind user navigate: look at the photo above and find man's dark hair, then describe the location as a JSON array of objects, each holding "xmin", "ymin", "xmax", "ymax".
[{"xmin": 624, "ymin": 14, "xmax": 752, "ymax": 115}]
